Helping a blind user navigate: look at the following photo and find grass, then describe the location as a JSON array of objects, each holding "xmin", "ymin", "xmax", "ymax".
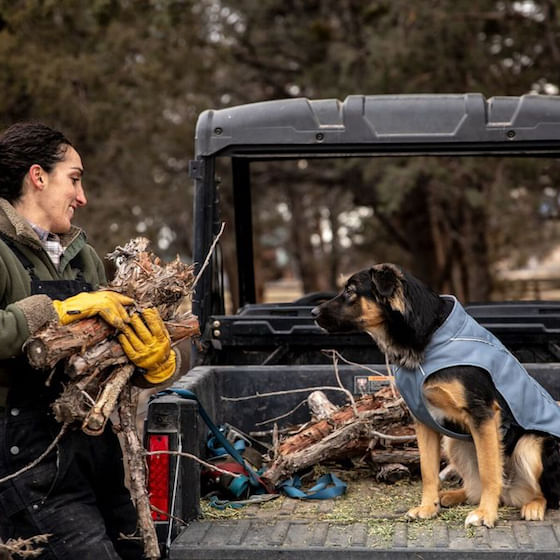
[
  {"xmin": 199, "ymin": 470, "xmax": 523, "ymax": 547},
  {"xmin": 199, "ymin": 501, "xmax": 245, "ymax": 519}
]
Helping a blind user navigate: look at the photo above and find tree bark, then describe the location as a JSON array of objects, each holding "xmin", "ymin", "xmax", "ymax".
[
  {"xmin": 263, "ymin": 391, "xmax": 415, "ymax": 486},
  {"xmin": 25, "ymin": 318, "xmax": 114, "ymax": 370},
  {"xmin": 82, "ymin": 364, "xmax": 135, "ymax": 436},
  {"xmin": 65, "ymin": 315, "xmax": 200, "ymax": 378}
]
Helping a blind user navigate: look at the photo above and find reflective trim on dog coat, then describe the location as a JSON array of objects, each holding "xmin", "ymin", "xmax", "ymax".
[{"xmin": 394, "ymin": 296, "xmax": 560, "ymax": 440}]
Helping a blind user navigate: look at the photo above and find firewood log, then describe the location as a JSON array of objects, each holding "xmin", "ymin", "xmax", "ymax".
[
  {"xmin": 307, "ymin": 390, "xmax": 338, "ymax": 420},
  {"xmin": 82, "ymin": 364, "xmax": 135, "ymax": 435},
  {"xmin": 65, "ymin": 314, "xmax": 200, "ymax": 378},
  {"xmin": 25, "ymin": 318, "xmax": 114, "ymax": 370},
  {"xmin": 262, "ymin": 390, "xmax": 416, "ymax": 486}
]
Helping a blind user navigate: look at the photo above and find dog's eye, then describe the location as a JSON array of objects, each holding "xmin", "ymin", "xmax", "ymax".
[{"xmin": 345, "ymin": 290, "xmax": 357, "ymax": 303}]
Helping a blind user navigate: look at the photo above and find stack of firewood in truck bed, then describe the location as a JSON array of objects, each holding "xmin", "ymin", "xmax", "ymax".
[{"xmin": 259, "ymin": 386, "xmax": 419, "ymax": 487}]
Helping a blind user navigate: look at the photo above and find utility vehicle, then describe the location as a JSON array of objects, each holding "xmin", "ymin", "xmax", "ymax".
[{"xmin": 147, "ymin": 94, "xmax": 560, "ymax": 559}]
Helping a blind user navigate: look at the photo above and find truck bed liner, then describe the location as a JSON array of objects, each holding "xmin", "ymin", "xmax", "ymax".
[
  {"xmin": 148, "ymin": 364, "xmax": 560, "ymax": 559},
  {"xmin": 173, "ymin": 509, "xmax": 560, "ymax": 559},
  {"xmin": 173, "ymin": 471, "xmax": 560, "ymax": 559}
]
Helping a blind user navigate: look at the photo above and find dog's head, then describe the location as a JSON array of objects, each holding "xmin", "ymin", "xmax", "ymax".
[{"xmin": 311, "ymin": 263, "xmax": 444, "ymax": 367}]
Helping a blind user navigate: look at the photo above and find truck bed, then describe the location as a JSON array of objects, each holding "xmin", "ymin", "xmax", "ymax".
[
  {"xmin": 147, "ymin": 364, "xmax": 560, "ymax": 559},
  {"xmin": 173, "ymin": 483, "xmax": 560, "ymax": 559}
]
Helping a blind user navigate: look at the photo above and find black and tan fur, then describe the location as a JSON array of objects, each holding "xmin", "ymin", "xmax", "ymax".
[{"xmin": 312, "ymin": 263, "xmax": 560, "ymax": 527}]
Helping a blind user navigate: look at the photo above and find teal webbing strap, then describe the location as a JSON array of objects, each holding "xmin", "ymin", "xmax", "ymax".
[
  {"xmin": 279, "ymin": 473, "xmax": 347, "ymax": 500},
  {"xmin": 158, "ymin": 388, "xmax": 347, "ymax": 500},
  {"xmin": 207, "ymin": 434, "xmax": 246, "ymax": 457},
  {"xmin": 158, "ymin": 388, "xmax": 266, "ymax": 490}
]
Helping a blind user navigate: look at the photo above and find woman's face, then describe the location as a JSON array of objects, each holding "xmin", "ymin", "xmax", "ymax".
[{"xmin": 39, "ymin": 145, "xmax": 87, "ymax": 233}]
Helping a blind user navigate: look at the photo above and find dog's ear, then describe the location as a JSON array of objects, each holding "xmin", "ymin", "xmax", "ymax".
[{"xmin": 370, "ymin": 265, "xmax": 398, "ymax": 298}]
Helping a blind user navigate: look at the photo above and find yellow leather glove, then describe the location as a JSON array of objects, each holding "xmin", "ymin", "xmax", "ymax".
[
  {"xmin": 118, "ymin": 308, "xmax": 176, "ymax": 385},
  {"xmin": 52, "ymin": 291, "xmax": 134, "ymax": 330}
]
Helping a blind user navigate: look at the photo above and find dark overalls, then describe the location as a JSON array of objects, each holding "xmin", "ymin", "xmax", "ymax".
[{"xmin": 0, "ymin": 239, "xmax": 144, "ymax": 559}]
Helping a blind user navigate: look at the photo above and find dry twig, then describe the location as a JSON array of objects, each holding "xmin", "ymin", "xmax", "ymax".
[
  {"xmin": 323, "ymin": 350, "xmax": 358, "ymax": 416},
  {"xmin": 221, "ymin": 386, "xmax": 356, "ymax": 402},
  {"xmin": 118, "ymin": 385, "xmax": 160, "ymax": 560},
  {"xmin": 191, "ymin": 222, "xmax": 225, "ymax": 291},
  {"xmin": 0, "ymin": 535, "xmax": 51, "ymax": 559},
  {"xmin": 0, "ymin": 424, "xmax": 68, "ymax": 485},
  {"xmin": 145, "ymin": 450, "xmax": 243, "ymax": 478}
]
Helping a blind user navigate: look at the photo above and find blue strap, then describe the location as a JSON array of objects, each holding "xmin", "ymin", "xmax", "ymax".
[
  {"xmin": 278, "ymin": 473, "xmax": 347, "ymax": 500},
  {"xmin": 228, "ymin": 474, "xmax": 250, "ymax": 498},
  {"xmin": 208, "ymin": 495, "xmax": 246, "ymax": 510},
  {"xmin": 158, "ymin": 388, "xmax": 264, "ymax": 489},
  {"xmin": 207, "ymin": 433, "xmax": 246, "ymax": 457}
]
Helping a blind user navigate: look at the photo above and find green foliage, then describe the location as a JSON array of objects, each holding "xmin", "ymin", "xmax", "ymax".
[
  {"xmin": 0, "ymin": 0, "xmax": 215, "ymax": 259},
  {"xmin": 1, "ymin": 0, "xmax": 560, "ymax": 299},
  {"xmin": 214, "ymin": 0, "xmax": 560, "ymax": 299}
]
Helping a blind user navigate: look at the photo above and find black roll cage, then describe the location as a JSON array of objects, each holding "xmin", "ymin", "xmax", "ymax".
[{"xmin": 189, "ymin": 94, "xmax": 560, "ymax": 333}]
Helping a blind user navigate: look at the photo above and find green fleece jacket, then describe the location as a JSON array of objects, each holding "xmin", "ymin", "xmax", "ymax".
[
  {"xmin": 0, "ymin": 199, "xmax": 185, "ymax": 396},
  {"xmin": 0, "ymin": 198, "xmax": 106, "ymax": 365}
]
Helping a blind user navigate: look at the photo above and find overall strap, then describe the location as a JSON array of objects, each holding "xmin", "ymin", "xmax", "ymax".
[
  {"xmin": 0, "ymin": 232, "xmax": 36, "ymax": 274},
  {"xmin": 0, "ymin": 232, "xmax": 87, "ymax": 282}
]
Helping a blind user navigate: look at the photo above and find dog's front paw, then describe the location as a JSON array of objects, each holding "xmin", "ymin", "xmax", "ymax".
[
  {"xmin": 521, "ymin": 498, "xmax": 546, "ymax": 521},
  {"xmin": 406, "ymin": 504, "xmax": 439, "ymax": 521},
  {"xmin": 464, "ymin": 508, "xmax": 497, "ymax": 528}
]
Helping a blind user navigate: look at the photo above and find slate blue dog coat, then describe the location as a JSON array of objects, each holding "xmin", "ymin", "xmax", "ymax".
[{"xmin": 393, "ymin": 296, "xmax": 560, "ymax": 440}]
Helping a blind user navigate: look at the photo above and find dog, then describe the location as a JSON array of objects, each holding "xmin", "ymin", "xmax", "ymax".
[{"xmin": 312, "ymin": 263, "xmax": 560, "ymax": 528}]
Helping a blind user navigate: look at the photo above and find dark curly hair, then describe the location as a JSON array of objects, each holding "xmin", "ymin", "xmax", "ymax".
[{"xmin": 0, "ymin": 122, "xmax": 73, "ymax": 203}]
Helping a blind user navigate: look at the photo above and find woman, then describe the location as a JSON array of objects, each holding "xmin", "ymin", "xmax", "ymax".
[{"xmin": 0, "ymin": 122, "xmax": 177, "ymax": 559}]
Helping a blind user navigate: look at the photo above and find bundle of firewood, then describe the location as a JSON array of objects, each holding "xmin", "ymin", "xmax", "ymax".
[
  {"xmin": 261, "ymin": 386, "xmax": 419, "ymax": 487},
  {"xmin": 23, "ymin": 237, "xmax": 200, "ymax": 560},
  {"xmin": 25, "ymin": 237, "xmax": 199, "ymax": 433}
]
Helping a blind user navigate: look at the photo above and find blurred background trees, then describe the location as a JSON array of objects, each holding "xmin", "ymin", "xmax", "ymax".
[{"xmin": 1, "ymin": 0, "xmax": 560, "ymax": 302}]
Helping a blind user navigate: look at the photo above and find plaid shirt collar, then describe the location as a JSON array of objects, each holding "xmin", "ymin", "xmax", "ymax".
[{"xmin": 29, "ymin": 222, "xmax": 64, "ymax": 269}]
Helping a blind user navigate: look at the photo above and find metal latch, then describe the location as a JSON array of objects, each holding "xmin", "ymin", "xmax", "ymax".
[{"xmin": 188, "ymin": 159, "xmax": 206, "ymax": 180}]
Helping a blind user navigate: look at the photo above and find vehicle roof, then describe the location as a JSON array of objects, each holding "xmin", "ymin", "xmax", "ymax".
[{"xmin": 194, "ymin": 93, "xmax": 560, "ymax": 158}]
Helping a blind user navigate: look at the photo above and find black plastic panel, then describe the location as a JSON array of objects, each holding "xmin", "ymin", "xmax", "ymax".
[{"xmin": 195, "ymin": 94, "xmax": 560, "ymax": 157}]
